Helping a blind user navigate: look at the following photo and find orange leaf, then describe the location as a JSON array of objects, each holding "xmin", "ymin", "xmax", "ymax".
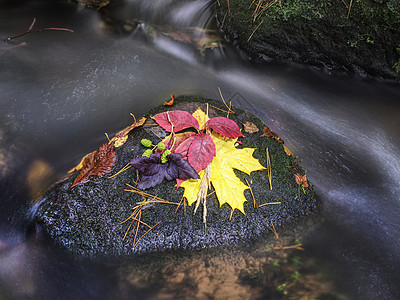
[
  {"xmin": 260, "ymin": 125, "xmax": 284, "ymax": 143},
  {"xmin": 70, "ymin": 143, "xmax": 117, "ymax": 189},
  {"xmin": 294, "ymin": 173, "xmax": 308, "ymax": 188},
  {"xmin": 163, "ymin": 94, "xmax": 175, "ymax": 106},
  {"xmin": 110, "ymin": 116, "xmax": 146, "ymax": 147},
  {"xmin": 242, "ymin": 121, "xmax": 259, "ymax": 133}
]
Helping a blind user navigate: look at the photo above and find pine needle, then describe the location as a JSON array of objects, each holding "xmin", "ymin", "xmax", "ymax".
[
  {"xmin": 123, "ymin": 217, "xmax": 136, "ymax": 241},
  {"xmin": 266, "ymin": 220, "xmax": 279, "ymax": 240},
  {"xmin": 273, "ymin": 243, "xmax": 304, "ymax": 250},
  {"xmin": 347, "ymin": 0, "xmax": 353, "ymax": 18},
  {"xmin": 207, "ymin": 190, "xmax": 216, "ymax": 197},
  {"xmin": 245, "ymin": 178, "xmax": 258, "ymax": 208},
  {"xmin": 135, "ymin": 169, "xmax": 140, "ymax": 185},
  {"xmin": 128, "ymin": 217, "xmax": 152, "ymax": 228},
  {"xmin": 266, "ymin": 147, "xmax": 272, "ymax": 190},
  {"xmin": 249, "ymin": 0, "xmax": 258, "ymax": 9},
  {"xmin": 227, "ymin": 101, "xmax": 232, "ymax": 119},
  {"xmin": 208, "ymin": 104, "xmax": 232, "ymax": 115},
  {"xmin": 125, "ymin": 184, "xmax": 173, "ymax": 203},
  {"xmin": 132, "ymin": 221, "xmax": 162, "ymax": 252},
  {"xmin": 126, "ymin": 210, "xmax": 141, "ymax": 244},
  {"xmin": 149, "ymin": 128, "xmax": 163, "ymax": 141},
  {"xmin": 252, "ymin": 0, "xmax": 263, "ymax": 21},
  {"xmin": 221, "ymin": 11, "xmax": 227, "ymax": 28},
  {"xmin": 258, "ymin": 201, "xmax": 281, "ymax": 207},
  {"xmin": 247, "ymin": 20, "xmax": 263, "ymax": 43},
  {"xmin": 217, "ymin": 87, "xmax": 235, "ymax": 116},
  {"xmin": 108, "ymin": 163, "xmax": 132, "ymax": 179},
  {"xmin": 175, "ymin": 195, "xmax": 185, "ymax": 213}
]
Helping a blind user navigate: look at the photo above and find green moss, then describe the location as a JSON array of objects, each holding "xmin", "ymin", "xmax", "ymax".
[
  {"xmin": 217, "ymin": 0, "xmax": 400, "ymax": 78},
  {"xmin": 265, "ymin": 0, "xmax": 332, "ymax": 21},
  {"xmin": 35, "ymin": 96, "xmax": 319, "ymax": 257}
]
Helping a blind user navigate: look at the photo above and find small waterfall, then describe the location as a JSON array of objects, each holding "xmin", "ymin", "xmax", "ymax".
[{"xmin": 105, "ymin": 0, "xmax": 222, "ymax": 63}]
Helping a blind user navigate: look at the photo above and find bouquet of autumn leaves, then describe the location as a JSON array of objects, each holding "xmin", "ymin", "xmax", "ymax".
[{"xmin": 130, "ymin": 108, "xmax": 265, "ymax": 221}]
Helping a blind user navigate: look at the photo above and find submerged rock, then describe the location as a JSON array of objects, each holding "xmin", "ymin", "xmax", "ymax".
[
  {"xmin": 33, "ymin": 96, "xmax": 319, "ymax": 257},
  {"xmin": 217, "ymin": 0, "xmax": 400, "ymax": 80}
]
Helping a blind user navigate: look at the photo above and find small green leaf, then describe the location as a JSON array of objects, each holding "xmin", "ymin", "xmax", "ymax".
[
  {"xmin": 141, "ymin": 139, "xmax": 152, "ymax": 148},
  {"xmin": 142, "ymin": 149, "xmax": 153, "ymax": 157},
  {"xmin": 272, "ymin": 261, "xmax": 280, "ymax": 267},
  {"xmin": 157, "ymin": 142, "xmax": 166, "ymax": 151}
]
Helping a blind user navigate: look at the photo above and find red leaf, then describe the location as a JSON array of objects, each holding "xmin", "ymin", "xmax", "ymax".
[
  {"xmin": 174, "ymin": 133, "xmax": 216, "ymax": 188},
  {"xmin": 70, "ymin": 143, "xmax": 117, "ymax": 189},
  {"xmin": 174, "ymin": 135, "xmax": 197, "ymax": 160},
  {"xmin": 152, "ymin": 110, "xmax": 199, "ymax": 133},
  {"xmin": 163, "ymin": 132, "xmax": 197, "ymax": 152},
  {"xmin": 176, "ymin": 178, "xmax": 185, "ymax": 188},
  {"xmin": 187, "ymin": 133, "xmax": 216, "ymax": 172},
  {"xmin": 205, "ymin": 117, "xmax": 244, "ymax": 139}
]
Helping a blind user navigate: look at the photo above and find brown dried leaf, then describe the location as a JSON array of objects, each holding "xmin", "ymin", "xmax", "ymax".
[
  {"xmin": 242, "ymin": 121, "xmax": 259, "ymax": 133},
  {"xmin": 68, "ymin": 151, "xmax": 95, "ymax": 173},
  {"xmin": 260, "ymin": 125, "xmax": 284, "ymax": 143},
  {"xmin": 294, "ymin": 173, "xmax": 308, "ymax": 188},
  {"xmin": 111, "ymin": 116, "xmax": 146, "ymax": 147},
  {"xmin": 70, "ymin": 143, "xmax": 117, "ymax": 189}
]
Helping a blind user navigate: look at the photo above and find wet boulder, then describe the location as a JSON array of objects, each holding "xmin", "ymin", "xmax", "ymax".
[
  {"xmin": 217, "ymin": 0, "xmax": 400, "ymax": 80},
  {"xmin": 33, "ymin": 96, "xmax": 319, "ymax": 257}
]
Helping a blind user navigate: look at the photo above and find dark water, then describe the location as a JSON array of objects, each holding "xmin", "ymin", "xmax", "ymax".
[{"xmin": 1, "ymin": 0, "xmax": 400, "ymax": 299}]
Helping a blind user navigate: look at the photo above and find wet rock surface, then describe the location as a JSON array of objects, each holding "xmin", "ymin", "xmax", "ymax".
[
  {"xmin": 217, "ymin": 0, "xmax": 400, "ymax": 80},
  {"xmin": 33, "ymin": 96, "xmax": 319, "ymax": 257}
]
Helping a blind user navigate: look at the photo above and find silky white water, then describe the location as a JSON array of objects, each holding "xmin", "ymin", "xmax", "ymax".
[{"xmin": 1, "ymin": 0, "xmax": 399, "ymax": 298}]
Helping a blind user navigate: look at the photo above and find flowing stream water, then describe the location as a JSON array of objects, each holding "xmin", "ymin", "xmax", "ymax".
[{"xmin": 1, "ymin": 0, "xmax": 400, "ymax": 299}]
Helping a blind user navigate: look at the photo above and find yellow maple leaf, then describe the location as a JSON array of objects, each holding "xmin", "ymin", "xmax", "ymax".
[
  {"xmin": 180, "ymin": 131, "xmax": 265, "ymax": 214},
  {"xmin": 192, "ymin": 107, "xmax": 209, "ymax": 130}
]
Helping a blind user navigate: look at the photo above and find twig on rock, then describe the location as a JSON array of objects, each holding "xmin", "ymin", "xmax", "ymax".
[{"xmin": 4, "ymin": 17, "xmax": 73, "ymax": 43}]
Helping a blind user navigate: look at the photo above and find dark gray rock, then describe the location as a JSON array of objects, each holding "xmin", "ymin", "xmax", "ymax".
[
  {"xmin": 217, "ymin": 0, "xmax": 400, "ymax": 80},
  {"xmin": 33, "ymin": 96, "xmax": 319, "ymax": 258}
]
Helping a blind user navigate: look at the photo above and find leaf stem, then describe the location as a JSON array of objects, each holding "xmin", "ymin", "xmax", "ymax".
[{"xmin": 245, "ymin": 178, "xmax": 258, "ymax": 208}]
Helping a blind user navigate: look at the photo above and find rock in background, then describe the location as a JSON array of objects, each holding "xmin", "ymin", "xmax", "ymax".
[{"xmin": 217, "ymin": 0, "xmax": 400, "ymax": 79}]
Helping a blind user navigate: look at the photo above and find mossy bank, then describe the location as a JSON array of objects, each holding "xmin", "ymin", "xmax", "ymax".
[
  {"xmin": 33, "ymin": 96, "xmax": 319, "ymax": 258},
  {"xmin": 217, "ymin": 0, "xmax": 400, "ymax": 79}
]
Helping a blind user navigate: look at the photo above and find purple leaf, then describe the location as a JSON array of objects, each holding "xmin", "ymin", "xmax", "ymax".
[
  {"xmin": 166, "ymin": 153, "xmax": 200, "ymax": 180},
  {"xmin": 137, "ymin": 170, "xmax": 166, "ymax": 189},
  {"xmin": 131, "ymin": 152, "xmax": 199, "ymax": 190},
  {"xmin": 130, "ymin": 153, "xmax": 162, "ymax": 176}
]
